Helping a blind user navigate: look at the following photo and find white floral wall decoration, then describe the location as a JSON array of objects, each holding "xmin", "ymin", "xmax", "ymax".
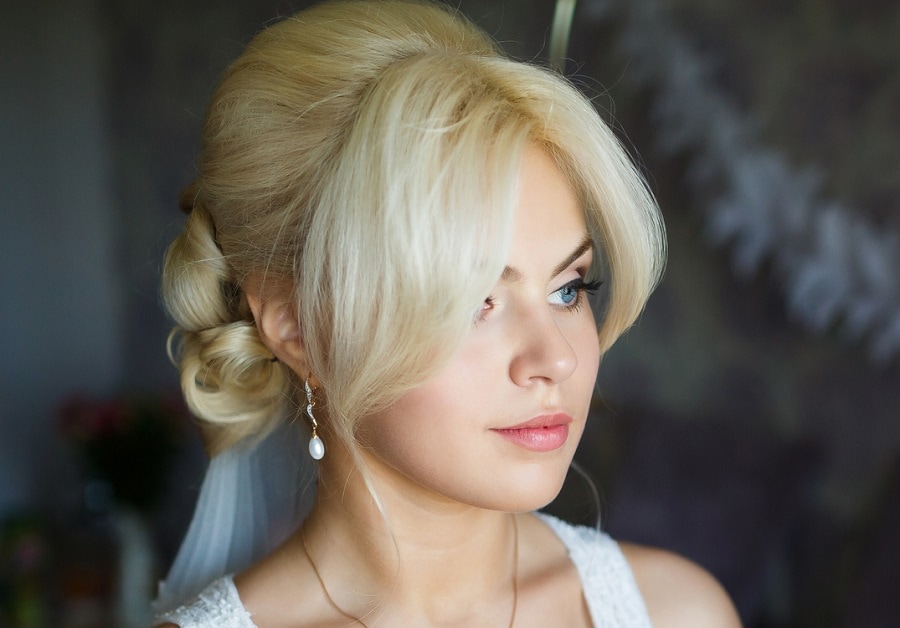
[{"xmin": 581, "ymin": 0, "xmax": 900, "ymax": 363}]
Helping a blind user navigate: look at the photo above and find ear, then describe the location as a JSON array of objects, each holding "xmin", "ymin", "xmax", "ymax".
[{"xmin": 245, "ymin": 291, "xmax": 307, "ymax": 372}]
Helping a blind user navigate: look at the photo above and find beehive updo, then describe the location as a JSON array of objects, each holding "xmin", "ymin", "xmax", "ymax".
[{"xmin": 162, "ymin": 0, "xmax": 665, "ymax": 456}]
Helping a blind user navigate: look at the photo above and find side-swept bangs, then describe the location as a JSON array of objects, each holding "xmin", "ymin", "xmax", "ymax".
[
  {"xmin": 301, "ymin": 50, "xmax": 664, "ymax": 435},
  {"xmin": 300, "ymin": 52, "xmax": 532, "ymax": 430}
]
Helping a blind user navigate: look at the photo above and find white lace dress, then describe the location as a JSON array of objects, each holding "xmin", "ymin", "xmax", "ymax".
[{"xmin": 155, "ymin": 514, "xmax": 652, "ymax": 627}]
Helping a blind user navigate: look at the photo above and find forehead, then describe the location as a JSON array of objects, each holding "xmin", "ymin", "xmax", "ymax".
[{"xmin": 505, "ymin": 148, "xmax": 588, "ymax": 269}]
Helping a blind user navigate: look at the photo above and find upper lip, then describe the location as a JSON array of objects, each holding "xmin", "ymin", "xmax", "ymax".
[{"xmin": 493, "ymin": 412, "xmax": 572, "ymax": 430}]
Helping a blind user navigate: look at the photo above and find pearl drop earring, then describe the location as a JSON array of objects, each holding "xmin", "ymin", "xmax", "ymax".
[{"xmin": 305, "ymin": 378, "xmax": 325, "ymax": 460}]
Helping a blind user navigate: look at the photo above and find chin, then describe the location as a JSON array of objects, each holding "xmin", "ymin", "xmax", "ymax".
[
  {"xmin": 471, "ymin": 466, "xmax": 570, "ymax": 513},
  {"xmin": 491, "ymin": 490, "xmax": 565, "ymax": 514},
  {"xmin": 521, "ymin": 480, "xmax": 568, "ymax": 512}
]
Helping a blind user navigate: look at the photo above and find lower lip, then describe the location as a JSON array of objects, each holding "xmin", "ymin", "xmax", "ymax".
[{"xmin": 492, "ymin": 424, "xmax": 570, "ymax": 452}]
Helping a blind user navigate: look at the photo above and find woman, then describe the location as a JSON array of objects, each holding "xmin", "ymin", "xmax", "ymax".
[{"xmin": 155, "ymin": 0, "xmax": 740, "ymax": 625}]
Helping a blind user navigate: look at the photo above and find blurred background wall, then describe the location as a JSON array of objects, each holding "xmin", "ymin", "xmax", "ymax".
[{"xmin": 1, "ymin": 0, "xmax": 897, "ymax": 626}]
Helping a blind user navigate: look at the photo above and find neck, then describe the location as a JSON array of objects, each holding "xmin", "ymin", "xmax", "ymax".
[{"xmin": 293, "ymin": 440, "xmax": 519, "ymax": 624}]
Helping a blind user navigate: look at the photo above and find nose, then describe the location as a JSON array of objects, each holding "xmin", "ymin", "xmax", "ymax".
[{"xmin": 508, "ymin": 308, "xmax": 578, "ymax": 387}]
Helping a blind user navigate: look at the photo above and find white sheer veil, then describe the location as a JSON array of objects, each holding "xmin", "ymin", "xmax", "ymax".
[{"xmin": 153, "ymin": 420, "xmax": 317, "ymax": 612}]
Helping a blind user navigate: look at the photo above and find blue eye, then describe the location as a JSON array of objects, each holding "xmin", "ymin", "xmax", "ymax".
[
  {"xmin": 548, "ymin": 278, "xmax": 602, "ymax": 308},
  {"xmin": 554, "ymin": 285, "xmax": 578, "ymax": 305}
]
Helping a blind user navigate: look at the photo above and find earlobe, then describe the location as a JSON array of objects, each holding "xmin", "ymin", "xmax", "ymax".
[{"xmin": 245, "ymin": 291, "xmax": 305, "ymax": 367}]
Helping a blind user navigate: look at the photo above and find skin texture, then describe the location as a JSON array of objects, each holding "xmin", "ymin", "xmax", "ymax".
[
  {"xmin": 162, "ymin": 147, "xmax": 741, "ymax": 626},
  {"xmin": 623, "ymin": 543, "xmax": 743, "ymax": 627}
]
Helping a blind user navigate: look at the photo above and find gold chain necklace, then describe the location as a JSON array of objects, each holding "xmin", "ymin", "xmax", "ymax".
[{"xmin": 300, "ymin": 514, "xmax": 520, "ymax": 627}]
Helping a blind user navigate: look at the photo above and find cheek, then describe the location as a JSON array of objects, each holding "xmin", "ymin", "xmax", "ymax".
[
  {"xmin": 355, "ymin": 381, "xmax": 460, "ymax": 464},
  {"xmin": 572, "ymin": 312, "xmax": 602, "ymax": 381},
  {"xmin": 583, "ymin": 331, "xmax": 601, "ymax": 380}
]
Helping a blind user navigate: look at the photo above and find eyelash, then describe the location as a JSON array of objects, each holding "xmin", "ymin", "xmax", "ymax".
[{"xmin": 476, "ymin": 277, "xmax": 602, "ymax": 323}]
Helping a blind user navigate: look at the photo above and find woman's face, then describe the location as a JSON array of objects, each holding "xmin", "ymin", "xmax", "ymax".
[{"xmin": 357, "ymin": 147, "xmax": 601, "ymax": 513}]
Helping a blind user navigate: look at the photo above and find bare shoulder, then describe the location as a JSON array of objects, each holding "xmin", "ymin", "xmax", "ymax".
[{"xmin": 620, "ymin": 542, "xmax": 742, "ymax": 627}]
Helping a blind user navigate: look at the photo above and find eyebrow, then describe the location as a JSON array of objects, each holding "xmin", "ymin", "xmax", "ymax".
[{"xmin": 500, "ymin": 235, "xmax": 593, "ymax": 283}]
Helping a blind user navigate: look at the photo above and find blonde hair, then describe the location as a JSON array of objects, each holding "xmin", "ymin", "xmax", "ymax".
[{"xmin": 162, "ymin": 0, "xmax": 665, "ymax": 456}]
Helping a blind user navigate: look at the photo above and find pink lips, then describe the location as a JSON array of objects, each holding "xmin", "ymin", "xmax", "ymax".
[{"xmin": 491, "ymin": 413, "xmax": 572, "ymax": 452}]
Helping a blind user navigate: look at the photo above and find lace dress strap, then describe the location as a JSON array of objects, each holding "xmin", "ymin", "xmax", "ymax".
[
  {"xmin": 535, "ymin": 513, "xmax": 653, "ymax": 628},
  {"xmin": 154, "ymin": 576, "xmax": 255, "ymax": 628}
]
